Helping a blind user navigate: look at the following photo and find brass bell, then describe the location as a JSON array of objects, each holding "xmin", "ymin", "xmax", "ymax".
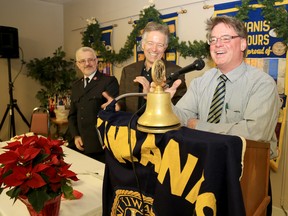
[{"xmin": 137, "ymin": 59, "xmax": 181, "ymax": 133}]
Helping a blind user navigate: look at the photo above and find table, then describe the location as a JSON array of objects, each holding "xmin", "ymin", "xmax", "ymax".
[{"xmin": 0, "ymin": 142, "xmax": 105, "ymax": 216}]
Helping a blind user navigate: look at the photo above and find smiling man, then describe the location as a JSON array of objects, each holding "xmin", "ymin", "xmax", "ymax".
[
  {"xmin": 171, "ymin": 15, "xmax": 280, "ymax": 158},
  {"xmin": 68, "ymin": 47, "xmax": 119, "ymax": 163},
  {"xmin": 168, "ymin": 15, "xmax": 281, "ymax": 216},
  {"xmin": 117, "ymin": 22, "xmax": 187, "ymax": 114}
]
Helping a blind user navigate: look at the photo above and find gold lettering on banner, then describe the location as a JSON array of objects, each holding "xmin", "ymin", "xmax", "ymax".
[
  {"xmin": 183, "ymin": 174, "xmax": 216, "ymax": 214},
  {"xmin": 247, "ymin": 47, "xmax": 265, "ymax": 55},
  {"xmin": 101, "ymin": 122, "xmax": 217, "ymax": 213},
  {"xmin": 195, "ymin": 192, "xmax": 217, "ymax": 216},
  {"xmin": 121, "ymin": 196, "xmax": 132, "ymax": 206},
  {"xmin": 246, "ymin": 46, "xmax": 272, "ymax": 56},
  {"xmin": 158, "ymin": 139, "xmax": 198, "ymax": 196},
  {"xmin": 97, "ymin": 118, "xmax": 103, "ymax": 127},
  {"xmin": 112, "ymin": 190, "xmax": 155, "ymax": 216},
  {"xmin": 265, "ymin": 46, "xmax": 272, "ymax": 55},
  {"xmin": 245, "ymin": 20, "xmax": 270, "ymax": 32},
  {"xmin": 244, "ymin": 20, "xmax": 275, "ymax": 57},
  {"xmin": 130, "ymin": 197, "xmax": 142, "ymax": 210},
  {"xmin": 247, "ymin": 34, "xmax": 269, "ymax": 46},
  {"xmin": 106, "ymin": 125, "xmax": 138, "ymax": 163},
  {"xmin": 185, "ymin": 173, "xmax": 205, "ymax": 203},
  {"xmin": 140, "ymin": 134, "xmax": 162, "ymax": 172}
]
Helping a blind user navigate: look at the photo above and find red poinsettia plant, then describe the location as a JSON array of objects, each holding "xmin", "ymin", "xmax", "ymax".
[{"xmin": 0, "ymin": 134, "xmax": 79, "ymax": 212}]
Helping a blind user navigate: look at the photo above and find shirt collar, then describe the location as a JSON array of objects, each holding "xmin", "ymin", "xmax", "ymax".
[
  {"xmin": 85, "ymin": 71, "xmax": 97, "ymax": 81},
  {"xmin": 217, "ymin": 62, "xmax": 246, "ymax": 83}
]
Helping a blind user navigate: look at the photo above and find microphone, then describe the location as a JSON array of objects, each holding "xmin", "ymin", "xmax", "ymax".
[{"xmin": 167, "ymin": 58, "xmax": 205, "ymax": 83}]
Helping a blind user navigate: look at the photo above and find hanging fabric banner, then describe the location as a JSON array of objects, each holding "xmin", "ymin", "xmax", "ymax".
[
  {"xmin": 213, "ymin": 0, "xmax": 288, "ymax": 87},
  {"xmin": 97, "ymin": 25, "xmax": 113, "ymax": 76},
  {"xmin": 213, "ymin": 0, "xmax": 288, "ymax": 59},
  {"xmin": 134, "ymin": 12, "xmax": 178, "ymax": 64}
]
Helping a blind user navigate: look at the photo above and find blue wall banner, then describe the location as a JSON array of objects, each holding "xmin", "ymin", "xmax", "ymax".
[
  {"xmin": 214, "ymin": 0, "xmax": 288, "ymax": 91},
  {"xmin": 134, "ymin": 12, "xmax": 178, "ymax": 64},
  {"xmin": 213, "ymin": 0, "xmax": 288, "ymax": 59},
  {"xmin": 97, "ymin": 26, "xmax": 113, "ymax": 76}
]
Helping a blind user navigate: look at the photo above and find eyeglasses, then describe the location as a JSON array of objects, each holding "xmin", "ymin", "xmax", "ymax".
[
  {"xmin": 76, "ymin": 58, "xmax": 96, "ymax": 65},
  {"xmin": 145, "ymin": 41, "xmax": 166, "ymax": 50},
  {"xmin": 208, "ymin": 35, "xmax": 241, "ymax": 45}
]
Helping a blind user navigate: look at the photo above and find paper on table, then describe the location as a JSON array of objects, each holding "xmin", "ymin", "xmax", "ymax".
[
  {"xmin": 77, "ymin": 171, "xmax": 104, "ymax": 180},
  {"xmin": 62, "ymin": 189, "xmax": 83, "ymax": 200}
]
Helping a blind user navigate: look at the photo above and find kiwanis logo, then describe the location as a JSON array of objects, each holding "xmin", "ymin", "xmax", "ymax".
[{"xmin": 111, "ymin": 189, "xmax": 155, "ymax": 216}]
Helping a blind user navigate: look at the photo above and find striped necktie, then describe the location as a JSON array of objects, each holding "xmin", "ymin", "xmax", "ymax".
[{"xmin": 207, "ymin": 74, "xmax": 228, "ymax": 123}]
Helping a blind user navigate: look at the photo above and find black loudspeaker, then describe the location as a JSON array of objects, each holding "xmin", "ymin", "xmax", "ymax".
[{"xmin": 0, "ymin": 26, "xmax": 19, "ymax": 59}]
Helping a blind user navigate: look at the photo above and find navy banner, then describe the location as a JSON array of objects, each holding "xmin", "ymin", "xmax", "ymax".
[
  {"xmin": 214, "ymin": 0, "xmax": 288, "ymax": 59},
  {"xmin": 97, "ymin": 26, "xmax": 113, "ymax": 75}
]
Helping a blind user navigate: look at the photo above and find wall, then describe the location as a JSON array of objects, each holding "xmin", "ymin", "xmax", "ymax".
[
  {"xmin": 0, "ymin": 0, "xmax": 64, "ymax": 140},
  {"xmin": 0, "ymin": 0, "xmax": 287, "ymax": 214},
  {"xmin": 63, "ymin": 0, "xmax": 288, "ymax": 213},
  {"xmin": 63, "ymin": 0, "xmax": 217, "ymax": 83}
]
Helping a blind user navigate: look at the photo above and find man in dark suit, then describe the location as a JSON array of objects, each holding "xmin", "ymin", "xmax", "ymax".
[
  {"xmin": 119, "ymin": 59, "xmax": 186, "ymax": 113},
  {"xmin": 102, "ymin": 22, "xmax": 186, "ymax": 114},
  {"xmin": 68, "ymin": 46, "xmax": 119, "ymax": 163}
]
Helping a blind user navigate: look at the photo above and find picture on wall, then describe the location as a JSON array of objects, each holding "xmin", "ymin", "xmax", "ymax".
[{"xmin": 97, "ymin": 25, "xmax": 113, "ymax": 76}]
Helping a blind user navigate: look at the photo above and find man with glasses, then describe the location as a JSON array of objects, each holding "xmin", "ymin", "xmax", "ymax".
[
  {"xmin": 167, "ymin": 15, "xmax": 280, "ymax": 216},
  {"xmin": 115, "ymin": 21, "xmax": 187, "ymax": 114},
  {"xmin": 68, "ymin": 46, "xmax": 119, "ymax": 163}
]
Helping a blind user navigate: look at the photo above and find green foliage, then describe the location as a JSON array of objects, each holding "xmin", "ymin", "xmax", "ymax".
[
  {"xmin": 169, "ymin": 36, "xmax": 210, "ymax": 58},
  {"xmin": 81, "ymin": 2, "xmax": 288, "ymax": 63},
  {"xmin": 26, "ymin": 47, "xmax": 77, "ymax": 106},
  {"xmin": 0, "ymin": 135, "xmax": 78, "ymax": 213},
  {"xmin": 235, "ymin": 0, "xmax": 254, "ymax": 20},
  {"xmin": 82, "ymin": 6, "xmax": 163, "ymax": 63},
  {"xmin": 260, "ymin": 0, "xmax": 288, "ymax": 44},
  {"xmin": 28, "ymin": 190, "xmax": 51, "ymax": 213},
  {"xmin": 61, "ymin": 183, "xmax": 74, "ymax": 199},
  {"xmin": 236, "ymin": 0, "xmax": 288, "ymax": 44},
  {"xmin": 82, "ymin": 5, "xmax": 209, "ymax": 62}
]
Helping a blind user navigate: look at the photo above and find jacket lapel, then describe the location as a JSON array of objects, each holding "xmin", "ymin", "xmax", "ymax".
[{"xmin": 84, "ymin": 72, "xmax": 100, "ymax": 92}]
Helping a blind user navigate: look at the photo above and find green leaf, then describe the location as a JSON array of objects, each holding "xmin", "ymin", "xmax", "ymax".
[
  {"xmin": 6, "ymin": 187, "xmax": 21, "ymax": 199},
  {"xmin": 28, "ymin": 190, "xmax": 50, "ymax": 213},
  {"xmin": 26, "ymin": 46, "xmax": 77, "ymax": 106},
  {"xmin": 61, "ymin": 183, "xmax": 75, "ymax": 200}
]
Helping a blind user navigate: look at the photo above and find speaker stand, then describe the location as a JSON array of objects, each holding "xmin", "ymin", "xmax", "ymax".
[{"xmin": 0, "ymin": 58, "xmax": 30, "ymax": 138}]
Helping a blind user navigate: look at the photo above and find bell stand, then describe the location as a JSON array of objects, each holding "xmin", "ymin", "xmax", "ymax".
[{"xmin": 0, "ymin": 58, "xmax": 30, "ymax": 138}]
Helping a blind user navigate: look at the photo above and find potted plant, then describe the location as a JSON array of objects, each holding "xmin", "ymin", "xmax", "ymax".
[
  {"xmin": 0, "ymin": 133, "xmax": 79, "ymax": 215},
  {"xmin": 26, "ymin": 47, "xmax": 77, "ymax": 110}
]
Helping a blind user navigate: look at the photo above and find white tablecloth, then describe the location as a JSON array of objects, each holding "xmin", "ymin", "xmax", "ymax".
[{"xmin": 0, "ymin": 142, "xmax": 105, "ymax": 216}]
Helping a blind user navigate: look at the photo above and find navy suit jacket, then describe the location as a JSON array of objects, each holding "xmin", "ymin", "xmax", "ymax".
[{"xmin": 119, "ymin": 60, "xmax": 187, "ymax": 113}]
